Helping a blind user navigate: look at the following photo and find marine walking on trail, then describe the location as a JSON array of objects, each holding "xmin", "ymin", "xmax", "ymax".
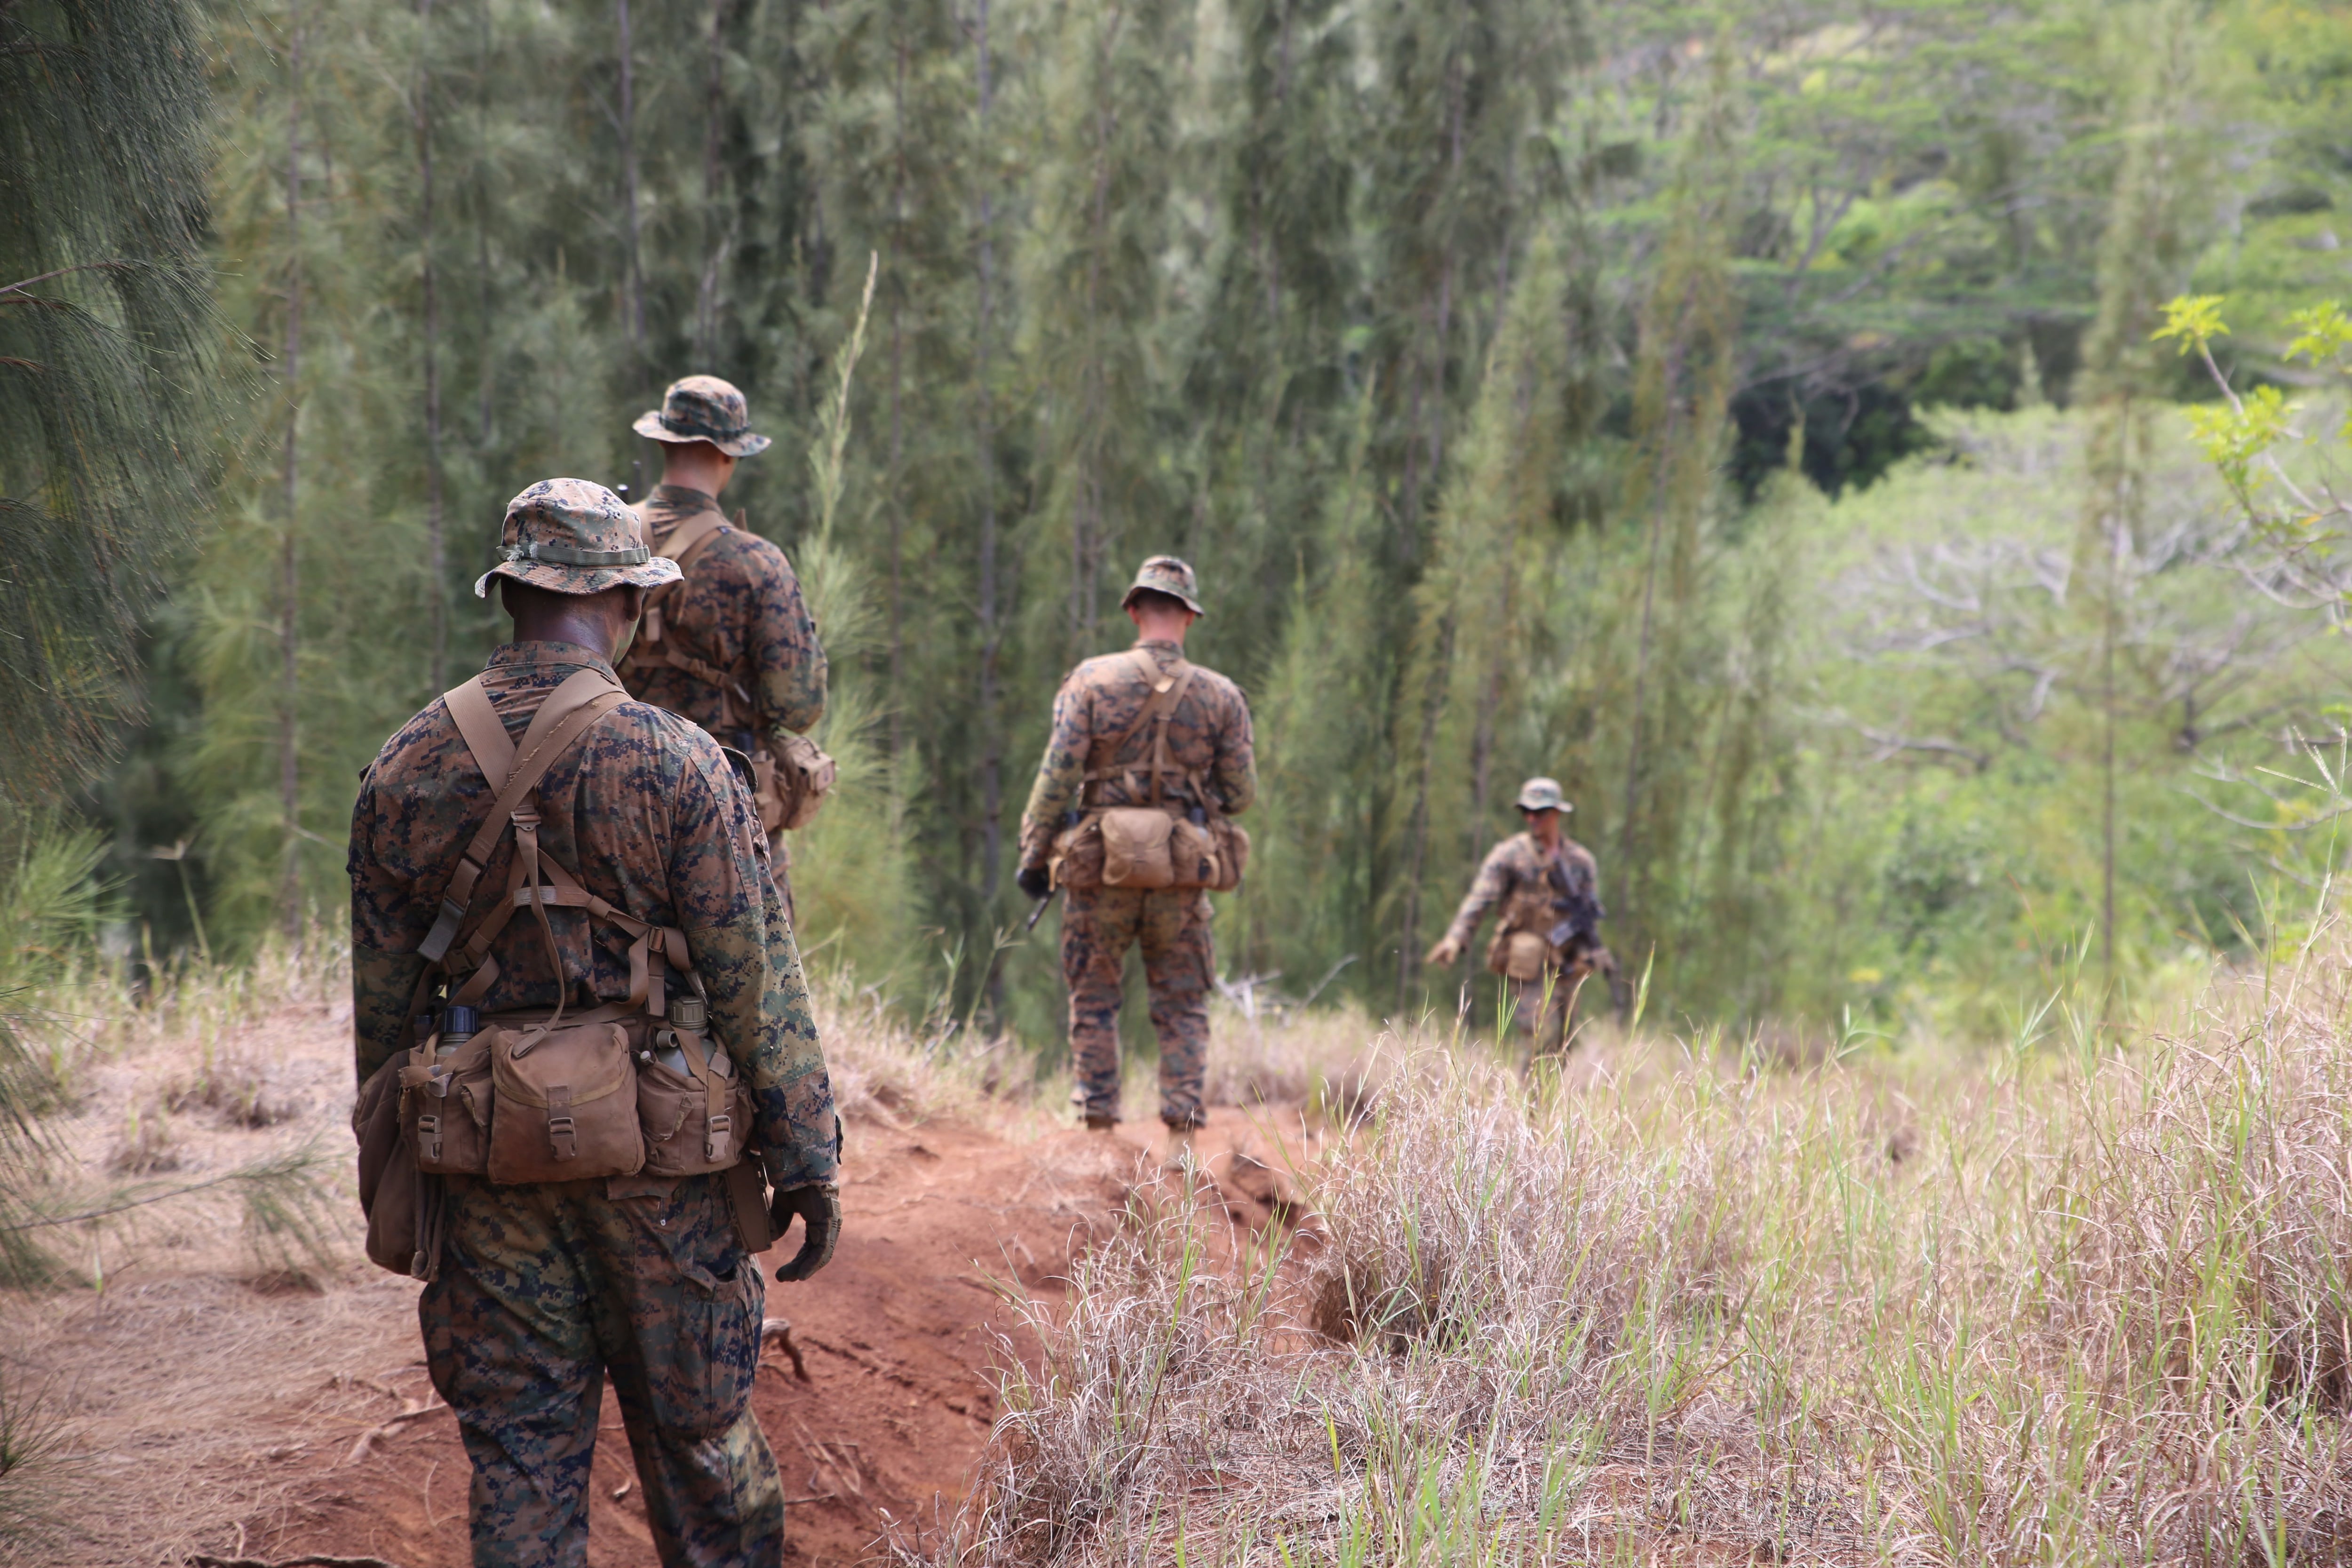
[
  {"xmin": 347, "ymin": 478, "xmax": 842, "ymax": 1568},
  {"xmin": 619, "ymin": 374, "xmax": 836, "ymax": 900},
  {"xmin": 1425, "ymin": 776, "xmax": 1620, "ymax": 1059},
  {"xmin": 1016, "ymin": 557, "xmax": 1256, "ymax": 1144}
]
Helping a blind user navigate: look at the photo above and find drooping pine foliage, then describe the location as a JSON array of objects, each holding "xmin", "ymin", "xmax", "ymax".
[
  {"xmin": 50, "ymin": 0, "xmax": 2352, "ymax": 1047},
  {"xmin": 0, "ymin": 0, "xmax": 219, "ymax": 820}
]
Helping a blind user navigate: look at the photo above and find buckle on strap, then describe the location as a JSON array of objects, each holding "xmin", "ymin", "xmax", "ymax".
[
  {"xmin": 548, "ymin": 1114, "xmax": 578, "ymax": 1160},
  {"xmin": 705, "ymin": 1114, "xmax": 732, "ymax": 1162},
  {"xmin": 418, "ymin": 895, "xmax": 468, "ymax": 963}
]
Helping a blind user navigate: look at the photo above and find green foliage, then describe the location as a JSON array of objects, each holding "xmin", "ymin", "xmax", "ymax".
[
  {"xmin": 49, "ymin": 0, "xmax": 2352, "ymax": 1050},
  {"xmin": 0, "ymin": 0, "xmax": 221, "ymax": 821}
]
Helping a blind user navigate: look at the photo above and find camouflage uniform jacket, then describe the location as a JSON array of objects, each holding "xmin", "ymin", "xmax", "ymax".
[
  {"xmin": 623, "ymin": 485, "xmax": 827, "ymax": 746},
  {"xmin": 1018, "ymin": 639, "xmax": 1256, "ymax": 869},
  {"xmin": 1440, "ymin": 831, "xmax": 1605, "ymax": 974},
  {"xmin": 347, "ymin": 640, "xmax": 840, "ymax": 1189}
]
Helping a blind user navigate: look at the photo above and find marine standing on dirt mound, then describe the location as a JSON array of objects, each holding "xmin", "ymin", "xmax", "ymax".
[
  {"xmin": 619, "ymin": 375, "xmax": 834, "ymax": 897},
  {"xmin": 1424, "ymin": 777, "xmax": 1620, "ymax": 1059},
  {"xmin": 347, "ymin": 479, "xmax": 842, "ymax": 1567},
  {"xmin": 1015, "ymin": 557, "xmax": 1257, "ymax": 1149}
]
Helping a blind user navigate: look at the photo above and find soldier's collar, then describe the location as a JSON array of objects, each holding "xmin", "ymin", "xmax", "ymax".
[
  {"xmin": 487, "ymin": 640, "xmax": 622, "ymax": 680},
  {"xmin": 1134, "ymin": 637, "xmax": 1184, "ymax": 654},
  {"xmin": 649, "ymin": 483, "xmax": 717, "ymax": 511}
]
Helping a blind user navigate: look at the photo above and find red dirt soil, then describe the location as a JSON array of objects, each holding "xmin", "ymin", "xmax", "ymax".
[{"xmin": 222, "ymin": 1111, "xmax": 1289, "ymax": 1568}]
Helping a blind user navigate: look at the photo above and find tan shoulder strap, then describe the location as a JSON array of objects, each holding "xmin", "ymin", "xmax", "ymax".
[
  {"xmin": 417, "ymin": 669, "xmax": 628, "ymax": 963},
  {"xmin": 1102, "ymin": 650, "xmax": 1190, "ymax": 762},
  {"xmin": 655, "ymin": 506, "xmax": 731, "ymax": 568}
]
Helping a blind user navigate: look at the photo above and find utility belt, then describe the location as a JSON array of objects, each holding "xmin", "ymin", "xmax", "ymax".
[
  {"xmin": 354, "ymin": 667, "xmax": 773, "ymax": 1283},
  {"xmin": 620, "ymin": 501, "xmax": 835, "ymax": 834},
  {"xmin": 1044, "ymin": 651, "xmax": 1249, "ymax": 893}
]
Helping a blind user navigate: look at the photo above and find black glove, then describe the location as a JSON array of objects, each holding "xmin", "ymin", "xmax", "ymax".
[
  {"xmin": 771, "ymin": 1182, "xmax": 841, "ymax": 1282},
  {"xmin": 1016, "ymin": 863, "xmax": 1052, "ymax": 901}
]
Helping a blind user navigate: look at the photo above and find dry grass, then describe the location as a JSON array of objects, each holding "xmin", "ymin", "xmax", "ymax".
[{"xmin": 926, "ymin": 926, "xmax": 2352, "ymax": 1567}]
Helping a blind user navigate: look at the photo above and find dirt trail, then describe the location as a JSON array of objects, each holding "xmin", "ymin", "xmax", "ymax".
[{"xmin": 7, "ymin": 986, "xmax": 1314, "ymax": 1567}]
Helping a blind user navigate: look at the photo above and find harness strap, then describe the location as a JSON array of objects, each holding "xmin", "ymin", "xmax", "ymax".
[
  {"xmin": 624, "ymin": 503, "xmax": 754, "ymax": 729},
  {"xmin": 418, "ymin": 669, "xmax": 627, "ymax": 964},
  {"xmin": 1082, "ymin": 650, "xmax": 1195, "ymax": 808}
]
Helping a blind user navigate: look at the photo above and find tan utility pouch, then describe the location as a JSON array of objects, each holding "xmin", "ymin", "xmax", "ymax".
[
  {"xmin": 769, "ymin": 732, "xmax": 836, "ymax": 831},
  {"xmin": 401, "ymin": 1035, "xmax": 494, "ymax": 1176},
  {"xmin": 1502, "ymin": 931, "xmax": 1553, "ymax": 982},
  {"xmin": 1168, "ymin": 817, "xmax": 1221, "ymax": 890},
  {"xmin": 1209, "ymin": 818, "xmax": 1250, "ymax": 892},
  {"xmin": 637, "ymin": 1025, "xmax": 755, "ymax": 1178},
  {"xmin": 1049, "ymin": 816, "xmax": 1105, "ymax": 891},
  {"xmin": 1102, "ymin": 807, "xmax": 1176, "ymax": 889},
  {"xmin": 356, "ymin": 1053, "xmax": 424, "ymax": 1275},
  {"xmin": 485, "ymin": 1018, "xmax": 646, "ymax": 1184}
]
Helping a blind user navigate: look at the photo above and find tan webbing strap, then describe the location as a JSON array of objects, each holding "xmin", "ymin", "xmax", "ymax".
[
  {"xmin": 1083, "ymin": 651, "xmax": 1196, "ymax": 806},
  {"xmin": 444, "ymin": 679, "xmax": 515, "ymax": 793},
  {"xmin": 1144, "ymin": 665, "xmax": 1198, "ymax": 807},
  {"xmin": 626, "ymin": 504, "xmax": 754, "ymax": 728},
  {"xmin": 416, "ymin": 669, "xmax": 628, "ymax": 964}
]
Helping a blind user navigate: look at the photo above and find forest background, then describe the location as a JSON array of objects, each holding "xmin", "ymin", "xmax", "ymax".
[{"xmin": 16, "ymin": 0, "xmax": 2352, "ymax": 1055}]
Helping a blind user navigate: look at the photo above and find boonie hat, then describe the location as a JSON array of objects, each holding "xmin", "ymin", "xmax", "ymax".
[
  {"xmin": 474, "ymin": 478, "xmax": 684, "ymax": 598},
  {"xmin": 631, "ymin": 374, "xmax": 772, "ymax": 457},
  {"xmin": 1120, "ymin": 555, "xmax": 1206, "ymax": 617},
  {"xmin": 1515, "ymin": 777, "xmax": 1570, "ymax": 814}
]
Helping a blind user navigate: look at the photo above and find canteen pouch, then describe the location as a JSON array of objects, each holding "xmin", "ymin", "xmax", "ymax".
[
  {"xmin": 1101, "ymin": 807, "xmax": 1176, "ymax": 890},
  {"xmin": 355, "ymin": 1053, "xmax": 420, "ymax": 1275},
  {"xmin": 1209, "ymin": 819, "xmax": 1250, "ymax": 892},
  {"xmin": 1502, "ymin": 931, "xmax": 1553, "ymax": 982},
  {"xmin": 637, "ymin": 1031, "xmax": 755, "ymax": 1178},
  {"xmin": 1050, "ymin": 815, "xmax": 1105, "ymax": 891},
  {"xmin": 1169, "ymin": 817, "xmax": 1221, "ymax": 891},
  {"xmin": 773, "ymin": 732, "xmax": 837, "ymax": 831},
  {"xmin": 749, "ymin": 750, "xmax": 786, "ymax": 834},
  {"xmin": 486, "ymin": 1020, "xmax": 646, "ymax": 1184},
  {"xmin": 400, "ymin": 1035, "xmax": 493, "ymax": 1176}
]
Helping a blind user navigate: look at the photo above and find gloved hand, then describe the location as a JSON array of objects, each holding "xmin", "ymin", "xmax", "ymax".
[
  {"xmin": 1016, "ymin": 863, "xmax": 1053, "ymax": 901},
  {"xmin": 1424, "ymin": 934, "xmax": 1463, "ymax": 968},
  {"xmin": 771, "ymin": 1182, "xmax": 841, "ymax": 1282}
]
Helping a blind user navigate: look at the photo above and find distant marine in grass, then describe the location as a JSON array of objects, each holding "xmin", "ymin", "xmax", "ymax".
[
  {"xmin": 1015, "ymin": 556, "xmax": 1257, "ymax": 1151},
  {"xmin": 1424, "ymin": 776, "xmax": 1621, "ymax": 1058}
]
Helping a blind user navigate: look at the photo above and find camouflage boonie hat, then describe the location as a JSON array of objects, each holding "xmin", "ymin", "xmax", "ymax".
[
  {"xmin": 473, "ymin": 478, "xmax": 684, "ymax": 598},
  {"xmin": 1120, "ymin": 555, "xmax": 1206, "ymax": 617},
  {"xmin": 1515, "ymin": 777, "xmax": 1570, "ymax": 813},
  {"xmin": 631, "ymin": 374, "xmax": 772, "ymax": 457}
]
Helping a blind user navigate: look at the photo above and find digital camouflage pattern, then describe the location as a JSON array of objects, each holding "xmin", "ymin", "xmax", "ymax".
[
  {"xmin": 633, "ymin": 374, "xmax": 773, "ymax": 457},
  {"xmin": 474, "ymin": 477, "xmax": 681, "ymax": 600},
  {"xmin": 1019, "ymin": 638, "xmax": 1255, "ymax": 1128},
  {"xmin": 422, "ymin": 1170, "xmax": 779, "ymax": 1567},
  {"xmin": 621, "ymin": 485, "xmax": 827, "ymax": 748},
  {"xmin": 1120, "ymin": 553, "xmax": 1206, "ymax": 616},
  {"xmin": 1062, "ymin": 885, "xmax": 1215, "ymax": 1127},
  {"xmin": 347, "ymin": 639, "xmax": 840, "ymax": 1191},
  {"xmin": 1016, "ymin": 639, "xmax": 1256, "ymax": 868},
  {"xmin": 1439, "ymin": 829, "xmax": 1615, "ymax": 1056}
]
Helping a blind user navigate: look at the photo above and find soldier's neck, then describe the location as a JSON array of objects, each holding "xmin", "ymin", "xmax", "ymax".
[{"xmin": 1529, "ymin": 823, "xmax": 1562, "ymax": 852}]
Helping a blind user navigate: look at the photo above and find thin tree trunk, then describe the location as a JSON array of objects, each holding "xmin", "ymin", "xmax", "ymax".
[
  {"xmin": 418, "ymin": 0, "xmax": 446, "ymax": 693},
  {"xmin": 475, "ymin": 0, "xmax": 493, "ymax": 446},
  {"xmin": 617, "ymin": 0, "xmax": 645, "ymax": 374},
  {"xmin": 974, "ymin": 0, "xmax": 1003, "ymax": 929},
  {"xmin": 1617, "ymin": 343, "xmax": 1687, "ymax": 927},
  {"xmin": 278, "ymin": 6, "xmax": 307, "ymax": 939},
  {"xmin": 693, "ymin": 0, "xmax": 728, "ymax": 359},
  {"xmin": 885, "ymin": 26, "xmax": 909, "ymax": 759}
]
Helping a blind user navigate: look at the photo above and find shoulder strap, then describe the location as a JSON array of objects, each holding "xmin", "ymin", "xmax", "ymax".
[
  {"xmin": 655, "ymin": 506, "xmax": 731, "ymax": 568},
  {"xmin": 1101, "ymin": 650, "xmax": 1190, "ymax": 763},
  {"xmin": 416, "ymin": 669, "xmax": 629, "ymax": 963}
]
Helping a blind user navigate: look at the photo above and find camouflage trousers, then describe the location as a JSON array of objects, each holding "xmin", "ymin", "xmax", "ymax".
[
  {"xmin": 1498, "ymin": 944, "xmax": 1617, "ymax": 1061},
  {"xmin": 1062, "ymin": 884, "xmax": 1214, "ymax": 1128},
  {"xmin": 421, "ymin": 1171, "xmax": 782, "ymax": 1568}
]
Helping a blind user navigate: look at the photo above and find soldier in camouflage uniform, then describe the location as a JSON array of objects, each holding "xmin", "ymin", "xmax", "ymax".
[
  {"xmin": 349, "ymin": 478, "xmax": 842, "ymax": 1568},
  {"xmin": 1424, "ymin": 777, "xmax": 1618, "ymax": 1059},
  {"xmin": 620, "ymin": 376, "xmax": 827, "ymax": 880},
  {"xmin": 1016, "ymin": 557, "xmax": 1256, "ymax": 1140}
]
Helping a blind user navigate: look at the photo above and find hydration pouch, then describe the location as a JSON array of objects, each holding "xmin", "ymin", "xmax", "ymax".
[
  {"xmin": 1050, "ymin": 816, "xmax": 1105, "ymax": 891},
  {"xmin": 1168, "ymin": 817, "xmax": 1222, "ymax": 890},
  {"xmin": 1209, "ymin": 819, "xmax": 1250, "ymax": 892}
]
